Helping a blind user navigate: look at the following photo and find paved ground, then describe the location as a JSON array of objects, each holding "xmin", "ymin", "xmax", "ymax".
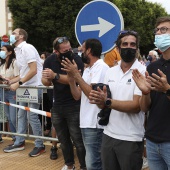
[
  {"xmin": 0, "ymin": 137, "xmax": 79, "ymax": 170},
  {"xmin": 0, "ymin": 137, "xmax": 149, "ymax": 170}
]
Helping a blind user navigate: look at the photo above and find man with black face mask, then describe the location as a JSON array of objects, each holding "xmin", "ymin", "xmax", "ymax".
[
  {"xmin": 42, "ymin": 37, "xmax": 86, "ymax": 170},
  {"xmin": 61, "ymin": 38, "xmax": 109, "ymax": 170},
  {"xmin": 89, "ymin": 31, "xmax": 146, "ymax": 170}
]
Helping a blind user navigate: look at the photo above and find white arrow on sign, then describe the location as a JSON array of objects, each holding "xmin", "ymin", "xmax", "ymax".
[{"xmin": 81, "ymin": 17, "xmax": 115, "ymax": 38}]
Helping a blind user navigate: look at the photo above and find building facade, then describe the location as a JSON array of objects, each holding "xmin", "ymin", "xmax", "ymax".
[{"xmin": 0, "ymin": 0, "xmax": 12, "ymax": 37}]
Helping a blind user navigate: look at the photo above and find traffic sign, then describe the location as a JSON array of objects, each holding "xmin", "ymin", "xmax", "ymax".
[
  {"xmin": 1, "ymin": 41, "xmax": 9, "ymax": 47},
  {"xmin": 2, "ymin": 35, "xmax": 9, "ymax": 42},
  {"xmin": 75, "ymin": 0, "xmax": 124, "ymax": 54}
]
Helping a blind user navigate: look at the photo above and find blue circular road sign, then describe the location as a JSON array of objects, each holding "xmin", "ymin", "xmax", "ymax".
[{"xmin": 75, "ymin": 0, "xmax": 124, "ymax": 54}]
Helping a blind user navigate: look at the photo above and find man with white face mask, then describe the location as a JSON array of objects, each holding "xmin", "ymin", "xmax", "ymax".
[
  {"xmin": 3, "ymin": 28, "xmax": 45, "ymax": 157},
  {"xmin": 132, "ymin": 16, "xmax": 170, "ymax": 170}
]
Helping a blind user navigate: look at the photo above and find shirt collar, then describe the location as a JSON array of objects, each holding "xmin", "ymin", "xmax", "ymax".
[{"xmin": 15, "ymin": 41, "xmax": 26, "ymax": 49}]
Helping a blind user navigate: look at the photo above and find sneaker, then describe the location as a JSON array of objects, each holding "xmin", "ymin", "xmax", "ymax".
[
  {"xmin": 0, "ymin": 138, "xmax": 3, "ymax": 143},
  {"xmin": 142, "ymin": 157, "xmax": 149, "ymax": 169},
  {"xmin": 61, "ymin": 165, "xmax": 75, "ymax": 170},
  {"xmin": 3, "ymin": 141, "xmax": 25, "ymax": 153},
  {"xmin": 29, "ymin": 145, "xmax": 45, "ymax": 157},
  {"xmin": 50, "ymin": 146, "xmax": 58, "ymax": 160}
]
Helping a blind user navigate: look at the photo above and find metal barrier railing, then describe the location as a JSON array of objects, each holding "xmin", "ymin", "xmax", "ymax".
[{"xmin": 0, "ymin": 84, "xmax": 59, "ymax": 142}]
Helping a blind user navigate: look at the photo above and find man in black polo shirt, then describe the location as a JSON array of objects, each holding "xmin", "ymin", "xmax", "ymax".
[
  {"xmin": 42, "ymin": 37, "xmax": 86, "ymax": 170},
  {"xmin": 132, "ymin": 16, "xmax": 170, "ymax": 170}
]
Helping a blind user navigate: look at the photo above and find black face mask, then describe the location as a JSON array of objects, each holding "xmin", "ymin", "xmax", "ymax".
[
  {"xmin": 120, "ymin": 48, "xmax": 136, "ymax": 63},
  {"xmin": 81, "ymin": 52, "xmax": 90, "ymax": 64},
  {"xmin": 59, "ymin": 51, "xmax": 74, "ymax": 62}
]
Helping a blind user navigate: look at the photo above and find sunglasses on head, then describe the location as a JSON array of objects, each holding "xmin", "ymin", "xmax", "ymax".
[
  {"xmin": 56, "ymin": 37, "xmax": 69, "ymax": 44},
  {"xmin": 119, "ymin": 30, "xmax": 137, "ymax": 35}
]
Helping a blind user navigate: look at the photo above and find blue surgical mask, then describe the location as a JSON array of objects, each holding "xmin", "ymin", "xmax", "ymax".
[
  {"xmin": 154, "ymin": 34, "xmax": 170, "ymax": 52},
  {"xmin": 10, "ymin": 35, "xmax": 17, "ymax": 44},
  {"xmin": 0, "ymin": 51, "xmax": 7, "ymax": 59}
]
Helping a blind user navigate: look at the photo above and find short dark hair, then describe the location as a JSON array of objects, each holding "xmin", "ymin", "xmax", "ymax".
[
  {"xmin": 18, "ymin": 28, "xmax": 28, "ymax": 41},
  {"xmin": 115, "ymin": 30, "xmax": 139, "ymax": 48},
  {"xmin": 155, "ymin": 16, "xmax": 170, "ymax": 27},
  {"xmin": 84, "ymin": 38, "xmax": 102, "ymax": 58}
]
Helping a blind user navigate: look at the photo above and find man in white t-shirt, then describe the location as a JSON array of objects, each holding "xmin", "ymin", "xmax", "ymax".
[
  {"xmin": 89, "ymin": 31, "xmax": 146, "ymax": 170},
  {"xmin": 61, "ymin": 39, "xmax": 109, "ymax": 170},
  {"xmin": 3, "ymin": 28, "xmax": 45, "ymax": 157}
]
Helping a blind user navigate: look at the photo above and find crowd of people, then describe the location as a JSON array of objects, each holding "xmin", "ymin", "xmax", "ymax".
[{"xmin": 0, "ymin": 16, "xmax": 170, "ymax": 170}]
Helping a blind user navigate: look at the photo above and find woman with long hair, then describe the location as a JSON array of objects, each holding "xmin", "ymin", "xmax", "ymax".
[{"xmin": 0, "ymin": 45, "xmax": 19, "ymax": 142}]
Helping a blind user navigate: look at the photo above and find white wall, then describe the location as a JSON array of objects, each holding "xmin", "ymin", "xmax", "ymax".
[{"xmin": 0, "ymin": 0, "xmax": 7, "ymax": 36}]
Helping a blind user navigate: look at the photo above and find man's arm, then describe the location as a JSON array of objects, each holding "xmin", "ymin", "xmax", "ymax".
[
  {"xmin": 89, "ymin": 88, "xmax": 141, "ymax": 113},
  {"xmin": 42, "ymin": 68, "xmax": 69, "ymax": 86},
  {"xmin": 74, "ymin": 72, "xmax": 92, "ymax": 99},
  {"xmin": 68, "ymin": 76, "xmax": 81, "ymax": 100},
  {"xmin": 139, "ymin": 93, "xmax": 151, "ymax": 112},
  {"xmin": 109, "ymin": 95, "xmax": 141, "ymax": 113},
  {"xmin": 10, "ymin": 62, "xmax": 37, "ymax": 91},
  {"xmin": 20, "ymin": 62, "xmax": 37, "ymax": 83}
]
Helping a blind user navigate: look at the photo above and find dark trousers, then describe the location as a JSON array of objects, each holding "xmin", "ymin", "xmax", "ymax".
[
  {"xmin": 101, "ymin": 134, "xmax": 144, "ymax": 170},
  {"xmin": 51, "ymin": 105, "xmax": 86, "ymax": 169}
]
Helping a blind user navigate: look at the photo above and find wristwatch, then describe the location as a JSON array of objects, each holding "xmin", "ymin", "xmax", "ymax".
[
  {"xmin": 53, "ymin": 72, "xmax": 60, "ymax": 81},
  {"xmin": 166, "ymin": 89, "xmax": 170, "ymax": 96},
  {"xmin": 19, "ymin": 81, "xmax": 23, "ymax": 85},
  {"xmin": 105, "ymin": 98, "xmax": 112, "ymax": 107}
]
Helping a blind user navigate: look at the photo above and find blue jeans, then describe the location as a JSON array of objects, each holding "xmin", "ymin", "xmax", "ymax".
[
  {"xmin": 51, "ymin": 105, "xmax": 86, "ymax": 169},
  {"xmin": 81, "ymin": 128, "xmax": 103, "ymax": 170},
  {"xmin": 146, "ymin": 139, "xmax": 170, "ymax": 170},
  {"xmin": 0, "ymin": 89, "xmax": 17, "ymax": 139},
  {"xmin": 4, "ymin": 90, "xmax": 17, "ymax": 137},
  {"xmin": 14, "ymin": 89, "xmax": 43, "ymax": 147}
]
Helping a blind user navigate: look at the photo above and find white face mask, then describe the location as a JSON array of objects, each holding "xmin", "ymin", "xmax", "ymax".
[
  {"xmin": 154, "ymin": 34, "xmax": 170, "ymax": 52},
  {"xmin": 0, "ymin": 51, "xmax": 7, "ymax": 59},
  {"xmin": 10, "ymin": 35, "xmax": 17, "ymax": 44}
]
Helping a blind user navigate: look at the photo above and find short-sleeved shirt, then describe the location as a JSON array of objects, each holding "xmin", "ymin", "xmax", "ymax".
[
  {"xmin": 146, "ymin": 57, "xmax": 170, "ymax": 143},
  {"xmin": 80, "ymin": 59, "xmax": 109, "ymax": 128},
  {"xmin": 15, "ymin": 41, "xmax": 42, "ymax": 86},
  {"xmin": 43, "ymin": 53, "xmax": 84, "ymax": 107},
  {"xmin": 104, "ymin": 59, "xmax": 146, "ymax": 142}
]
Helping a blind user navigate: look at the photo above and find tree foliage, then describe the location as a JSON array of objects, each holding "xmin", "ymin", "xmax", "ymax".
[{"xmin": 8, "ymin": 0, "xmax": 169, "ymax": 55}]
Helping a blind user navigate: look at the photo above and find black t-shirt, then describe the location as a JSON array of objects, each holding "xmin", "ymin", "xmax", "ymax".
[
  {"xmin": 146, "ymin": 57, "xmax": 170, "ymax": 142},
  {"xmin": 43, "ymin": 53, "xmax": 84, "ymax": 107}
]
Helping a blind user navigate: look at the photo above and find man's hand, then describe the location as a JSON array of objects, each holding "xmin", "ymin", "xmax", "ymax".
[
  {"xmin": 42, "ymin": 68, "xmax": 55, "ymax": 80},
  {"xmin": 148, "ymin": 69, "xmax": 170, "ymax": 92},
  {"xmin": 89, "ymin": 86, "xmax": 108, "ymax": 109},
  {"xmin": 132, "ymin": 69, "xmax": 151, "ymax": 95},
  {"xmin": 61, "ymin": 58, "xmax": 79, "ymax": 77},
  {"xmin": 10, "ymin": 82, "xmax": 19, "ymax": 91}
]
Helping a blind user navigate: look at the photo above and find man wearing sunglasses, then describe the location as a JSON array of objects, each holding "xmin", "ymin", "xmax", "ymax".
[
  {"xmin": 89, "ymin": 31, "xmax": 146, "ymax": 170},
  {"xmin": 42, "ymin": 37, "xmax": 86, "ymax": 170},
  {"xmin": 133, "ymin": 16, "xmax": 170, "ymax": 170}
]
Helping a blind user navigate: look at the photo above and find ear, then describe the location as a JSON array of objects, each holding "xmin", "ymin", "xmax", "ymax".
[
  {"xmin": 54, "ymin": 50, "xmax": 59, "ymax": 55},
  {"xmin": 20, "ymin": 35, "xmax": 24, "ymax": 39},
  {"xmin": 87, "ymin": 48, "xmax": 91, "ymax": 54}
]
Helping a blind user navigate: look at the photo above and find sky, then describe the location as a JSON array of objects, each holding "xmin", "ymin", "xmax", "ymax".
[{"xmin": 147, "ymin": 0, "xmax": 170, "ymax": 14}]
